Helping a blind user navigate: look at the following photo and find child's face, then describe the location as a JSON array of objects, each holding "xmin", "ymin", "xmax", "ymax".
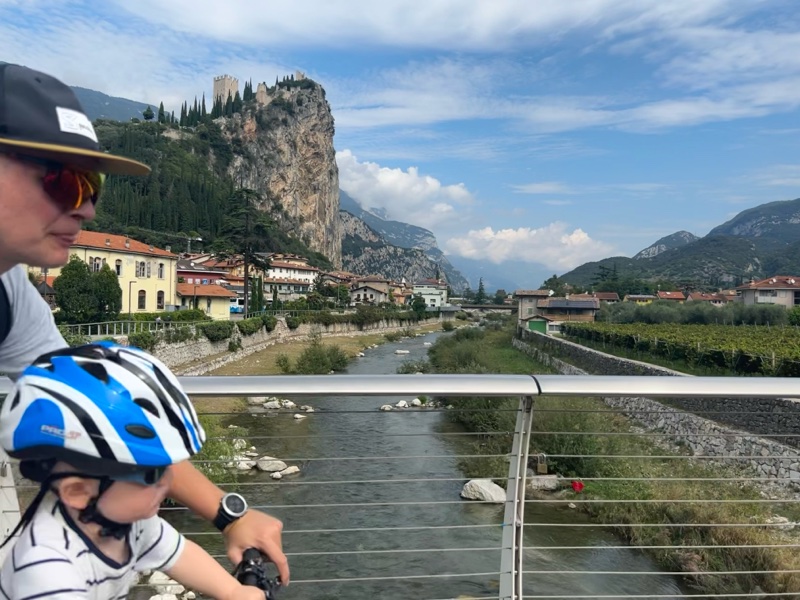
[{"xmin": 96, "ymin": 466, "xmax": 174, "ymax": 523}]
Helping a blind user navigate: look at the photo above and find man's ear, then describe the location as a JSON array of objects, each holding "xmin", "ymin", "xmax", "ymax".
[{"xmin": 55, "ymin": 477, "xmax": 97, "ymax": 510}]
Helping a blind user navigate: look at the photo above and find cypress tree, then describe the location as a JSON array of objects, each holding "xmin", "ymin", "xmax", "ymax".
[{"xmin": 157, "ymin": 102, "xmax": 165, "ymax": 123}]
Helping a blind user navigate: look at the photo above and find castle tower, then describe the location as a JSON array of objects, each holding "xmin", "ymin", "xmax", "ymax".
[
  {"xmin": 213, "ymin": 74, "xmax": 239, "ymax": 102},
  {"xmin": 295, "ymin": 70, "xmax": 306, "ymax": 81},
  {"xmin": 255, "ymin": 82, "xmax": 269, "ymax": 104}
]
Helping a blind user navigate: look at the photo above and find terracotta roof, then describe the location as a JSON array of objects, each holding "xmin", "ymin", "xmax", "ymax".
[
  {"xmin": 74, "ymin": 231, "xmax": 176, "ymax": 258},
  {"xmin": 351, "ymin": 284, "xmax": 387, "ymax": 294},
  {"xmin": 657, "ymin": 291, "xmax": 686, "ymax": 300},
  {"xmin": 176, "ymin": 283, "xmax": 236, "ymax": 298},
  {"xmin": 736, "ymin": 276, "xmax": 800, "ymax": 290},
  {"xmin": 687, "ymin": 292, "xmax": 731, "ymax": 302},
  {"xmin": 593, "ymin": 292, "xmax": 620, "ymax": 301},
  {"xmin": 515, "ymin": 289, "xmax": 552, "ymax": 297}
]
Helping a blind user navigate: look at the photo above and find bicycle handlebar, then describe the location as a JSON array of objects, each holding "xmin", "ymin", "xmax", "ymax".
[{"xmin": 234, "ymin": 548, "xmax": 281, "ymax": 599}]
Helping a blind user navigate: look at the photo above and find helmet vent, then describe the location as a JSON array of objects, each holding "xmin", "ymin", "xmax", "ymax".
[
  {"xmin": 133, "ymin": 397, "xmax": 159, "ymax": 417},
  {"xmin": 80, "ymin": 362, "xmax": 109, "ymax": 383},
  {"xmin": 125, "ymin": 424, "xmax": 156, "ymax": 439}
]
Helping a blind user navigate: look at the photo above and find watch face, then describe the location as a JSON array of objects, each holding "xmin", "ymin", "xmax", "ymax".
[{"xmin": 224, "ymin": 493, "xmax": 247, "ymax": 516}]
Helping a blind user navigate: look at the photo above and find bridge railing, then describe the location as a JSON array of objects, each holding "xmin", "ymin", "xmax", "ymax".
[{"xmin": 2, "ymin": 374, "xmax": 800, "ymax": 599}]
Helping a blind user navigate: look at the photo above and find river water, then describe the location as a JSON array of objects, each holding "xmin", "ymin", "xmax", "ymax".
[{"xmin": 169, "ymin": 331, "xmax": 687, "ymax": 599}]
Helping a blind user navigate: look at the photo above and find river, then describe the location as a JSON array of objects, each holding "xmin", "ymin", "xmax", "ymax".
[{"xmin": 168, "ymin": 330, "xmax": 687, "ymax": 599}]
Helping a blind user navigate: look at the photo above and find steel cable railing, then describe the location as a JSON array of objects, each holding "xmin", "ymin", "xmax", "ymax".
[{"xmin": 2, "ymin": 373, "xmax": 800, "ymax": 599}]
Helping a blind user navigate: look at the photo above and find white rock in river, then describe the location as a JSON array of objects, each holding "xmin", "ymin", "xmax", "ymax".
[
  {"xmin": 263, "ymin": 400, "xmax": 282, "ymax": 409},
  {"xmin": 395, "ymin": 400, "xmax": 409, "ymax": 408},
  {"xmin": 280, "ymin": 466, "xmax": 300, "ymax": 476},
  {"xmin": 395, "ymin": 349, "xmax": 410, "ymax": 355},
  {"xmin": 293, "ymin": 413, "xmax": 307, "ymax": 420},
  {"xmin": 460, "ymin": 479, "xmax": 506, "ymax": 503},
  {"xmin": 256, "ymin": 457, "xmax": 288, "ymax": 472},
  {"xmin": 380, "ymin": 405, "xmax": 393, "ymax": 411}
]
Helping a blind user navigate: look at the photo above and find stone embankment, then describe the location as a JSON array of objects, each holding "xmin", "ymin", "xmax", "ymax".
[
  {"xmin": 514, "ymin": 329, "xmax": 800, "ymax": 490},
  {"xmin": 147, "ymin": 317, "xmax": 442, "ymax": 375}
]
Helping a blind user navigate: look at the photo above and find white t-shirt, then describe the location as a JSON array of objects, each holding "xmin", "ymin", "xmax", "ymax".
[
  {"xmin": 0, "ymin": 266, "xmax": 67, "ymax": 379},
  {"xmin": 0, "ymin": 494, "xmax": 184, "ymax": 599}
]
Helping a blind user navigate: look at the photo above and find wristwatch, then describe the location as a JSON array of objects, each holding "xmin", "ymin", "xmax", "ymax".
[{"xmin": 213, "ymin": 492, "xmax": 248, "ymax": 531}]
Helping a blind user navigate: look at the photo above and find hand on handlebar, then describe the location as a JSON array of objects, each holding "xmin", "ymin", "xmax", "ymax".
[{"xmin": 234, "ymin": 547, "xmax": 282, "ymax": 599}]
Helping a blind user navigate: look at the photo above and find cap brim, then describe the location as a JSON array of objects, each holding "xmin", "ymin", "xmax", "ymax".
[{"xmin": 0, "ymin": 137, "xmax": 151, "ymax": 175}]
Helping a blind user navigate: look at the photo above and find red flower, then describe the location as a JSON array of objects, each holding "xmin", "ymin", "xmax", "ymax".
[{"xmin": 571, "ymin": 480, "xmax": 585, "ymax": 493}]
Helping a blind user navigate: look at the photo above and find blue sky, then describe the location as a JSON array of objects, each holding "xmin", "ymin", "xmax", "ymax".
[{"xmin": 2, "ymin": 0, "xmax": 800, "ymax": 288}]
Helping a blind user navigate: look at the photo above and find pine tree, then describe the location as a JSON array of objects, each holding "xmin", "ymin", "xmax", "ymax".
[
  {"xmin": 157, "ymin": 102, "xmax": 165, "ymax": 123},
  {"xmin": 233, "ymin": 90, "xmax": 243, "ymax": 114},
  {"xmin": 142, "ymin": 105, "xmax": 155, "ymax": 121},
  {"xmin": 474, "ymin": 278, "xmax": 488, "ymax": 304}
]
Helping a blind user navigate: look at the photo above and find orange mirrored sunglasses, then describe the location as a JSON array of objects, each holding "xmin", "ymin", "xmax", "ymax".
[{"xmin": 12, "ymin": 155, "xmax": 104, "ymax": 211}]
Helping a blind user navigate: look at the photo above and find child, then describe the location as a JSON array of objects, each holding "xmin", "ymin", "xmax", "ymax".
[{"xmin": 0, "ymin": 342, "xmax": 265, "ymax": 600}]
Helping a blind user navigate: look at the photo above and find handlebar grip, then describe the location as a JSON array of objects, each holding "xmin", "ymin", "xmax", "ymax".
[
  {"xmin": 242, "ymin": 547, "xmax": 263, "ymax": 562},
  {"xmin": 238, "ymin": 571, "xmax": 261, "ymax": 588}
]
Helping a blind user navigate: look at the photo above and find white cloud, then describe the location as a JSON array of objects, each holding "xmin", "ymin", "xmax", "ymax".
[
  {"xmin": 512, "ymin": 182, "xmax": 574, "ymax": 194},
  {"xmin": 749, "ymin": 164, "xmax": 800, "ymax": 188},
  {"xmin": 336, "ymin": 150, "xmax": 474, "ymax": 229},
  {"xmin": 445, "ymin": 223, "xmax": 613, "ymax": 270},
  {"xmin": 113, "ymin": 0, "xmax": 741, "ymax": 51}
]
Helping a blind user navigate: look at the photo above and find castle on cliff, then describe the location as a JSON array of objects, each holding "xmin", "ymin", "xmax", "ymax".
[{"xmin": 213, "ymin": 71, "xmax": 307, "ymax": 105}]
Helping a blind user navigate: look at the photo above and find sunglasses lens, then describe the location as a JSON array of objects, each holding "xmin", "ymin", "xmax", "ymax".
[
  {"xmin": 42, "ymin": 169, "xmax": 102, "ymax": 210},
  {"xmin": 113, "ymin": 466, "xmax": 167, "ymax": 486}
]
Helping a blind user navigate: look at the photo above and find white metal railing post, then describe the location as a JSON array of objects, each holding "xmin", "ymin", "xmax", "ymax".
[{"xmin": 499, "ymin": 395, "xmax": 534, "ymax": 599}]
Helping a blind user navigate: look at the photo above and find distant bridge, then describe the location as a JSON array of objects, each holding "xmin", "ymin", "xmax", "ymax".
[{"xmin": 458, "ymin": 303, "xmax": 516, "ymax": 314}]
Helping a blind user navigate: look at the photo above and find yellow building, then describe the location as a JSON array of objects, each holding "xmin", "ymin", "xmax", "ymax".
[
  {"xmin": 31, "ymin": 231, "xmax": 179, "ymax": 314},
  {"xmin": 176, "ymin": 283, "xmax": 236, "ymax": 320}
]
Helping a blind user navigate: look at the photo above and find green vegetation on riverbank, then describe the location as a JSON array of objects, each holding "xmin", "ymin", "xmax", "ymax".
[{"xmin": 417, "ymin": 318, "xmax": 800, "ymax": 597}]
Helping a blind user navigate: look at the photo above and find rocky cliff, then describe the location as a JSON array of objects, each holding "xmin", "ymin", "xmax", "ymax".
[
  {"xmin": 341, "ymin": 211, "xmax": 447, "ymax": 282},
  {"xmin": 219, "ymin": 80, "xmax": 342, "ymax": 267},
  {"xmin": 339, "ymin": 191, "xmax": 469, "ymax": 290}
]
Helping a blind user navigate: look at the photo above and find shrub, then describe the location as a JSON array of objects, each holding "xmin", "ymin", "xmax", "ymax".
[
  {"xmin": 127, "ymin": 330, "xmax": 159, "ymax": 352},
  {"xmin": 285, "ymin": 316, "xmax": 301, "ymax": 329},
  {"xmin": 236, "ymin": 317, "xmax": 264, "ymax": 336},
  {"xmin": 384, "ymin": 331, "xmax": 403, "ymax": 342},
  {"xmin": 197, "ymin": 321, "xmax": 235, "ymax": 342},
  {"xmin": 228, "ymin": 338, "xmax": 242, "ymax": 352},
  {"xmin": 262, "ymin": 315, "xmax": 278, "ymax": 332},
  {"xmin": 455, "ymin": 312, "xmax": 468, "ymax": 320},
  {"xmin": 396, "ymin": 359, "xmax": 431, "ymax": 374},
  {"xmin": 58, "ymin": 325, "xmax": 91, "ymax": 348},
  {"xmin": 280, "ymin": 340, "xmax": 350, "ymax": 374},
  {"xmin": 275, "ymin": 353, "xmax": 292, "ymax": 374},
  {"xmin": 162, "ymin": 326, "xmax": 194, "ymax": 344},
  {"xmin": 130, "ymin": 309, "xmax": 208, "ymax": 322},
  {"xmin": 442, "ymin": 321, "xmax": 455, "ymax": 331}
]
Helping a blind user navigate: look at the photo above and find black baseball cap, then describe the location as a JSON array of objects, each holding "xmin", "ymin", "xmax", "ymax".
[{"xmin": 0, "ymin": 63, "xmax": 150, "ymax": 175}]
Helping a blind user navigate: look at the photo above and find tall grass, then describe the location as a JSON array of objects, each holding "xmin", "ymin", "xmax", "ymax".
[{"xmin": 423, "ymin": 319, "xmax": 800, "ymax": 596}]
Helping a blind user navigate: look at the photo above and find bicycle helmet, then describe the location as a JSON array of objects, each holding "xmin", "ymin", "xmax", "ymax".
[{"xmin": 0, "ymin": 341, "xmax": 205, "ymax": 478}]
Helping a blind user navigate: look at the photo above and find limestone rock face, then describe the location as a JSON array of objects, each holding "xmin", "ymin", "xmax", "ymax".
[{"xmin": 219, "ymin": 80, "xmax": 342, "ymax": 267}]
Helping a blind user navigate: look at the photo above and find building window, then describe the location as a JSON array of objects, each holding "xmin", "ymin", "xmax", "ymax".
[
  {"xmin": 206, "ymin": 298, "xmax": 212, "ymax": 313},
  {"xmin": 137, "ymin": 290, "xmax": 146, "ymax": 310},
  {"xmin": 146, "ymin": 262, "xmax": 151, "ymax": 278},
  {"xmin": 158, "ymin": 263, "xmax": 164, "ymax": 279},
  {"xmin": 115, "ymin": 259, "xmax": 122, "ymax": 276},
  {"xmin": 136, "ymin": 261, "xmax": 145, "ymax": 277},
  {"xmin": 157, "ymin": 291, "xmax": 165, "ymax": 310}
]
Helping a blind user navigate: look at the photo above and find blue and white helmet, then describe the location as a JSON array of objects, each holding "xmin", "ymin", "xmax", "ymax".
[{"xmin": 0, "ymin": 342, "xmax": 205, "ymax": 478}]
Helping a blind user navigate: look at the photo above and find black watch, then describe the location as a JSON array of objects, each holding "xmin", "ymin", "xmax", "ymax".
[{"xmin": 213, "ymin": 492, "xmax": 248, "ymax": 531}]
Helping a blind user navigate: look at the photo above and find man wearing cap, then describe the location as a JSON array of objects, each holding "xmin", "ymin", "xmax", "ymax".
[{"xmin": 0, "ymin": 63, "xmax": 289, "ymax": 584}]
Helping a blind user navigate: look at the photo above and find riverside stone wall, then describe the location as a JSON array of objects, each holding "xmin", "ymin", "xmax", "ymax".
[
  {"xmin": 516, "ymin": 328, "xmax": 800, "ymax": 447},
  {"xmin": 149, "ymin": 317, "xmax": 439, "ymax": 375},
  {"xmin": 513, "ymin": 332, "xmax": 800, "ymax": 486}
]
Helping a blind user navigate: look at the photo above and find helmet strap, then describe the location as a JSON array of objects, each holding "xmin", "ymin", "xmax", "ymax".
[{"xmin": 78, "ymin": 478, "xmax": 132, "ymax": 540}]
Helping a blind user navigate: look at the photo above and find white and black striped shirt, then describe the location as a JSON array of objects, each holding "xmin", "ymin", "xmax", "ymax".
[{"xmin": 0, "ymin": 494, "xmax": 184, "ymax": 599}]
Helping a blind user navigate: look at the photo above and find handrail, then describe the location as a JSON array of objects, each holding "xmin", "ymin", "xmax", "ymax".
[{"xmin": 1, "ymin": 373, "xmax": 799, "ymax": 397}]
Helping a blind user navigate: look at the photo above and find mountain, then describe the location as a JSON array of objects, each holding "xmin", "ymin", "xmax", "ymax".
[
  {"xmin": 560, "ymin": 199, "xmax": 800, "ymax": 288},
  {"xmin": 71, "ymin": 86, "xmax": 152, "ymax": 122},
  {"xmin": 339, "ymin": 191, "xmax": 469, "ymax": 290},
  {"xmin": 633, "ymin": 231, "xmax": 699, "ymax": 259},
  {"xmin": 340, "ymin": 212, "xmax": 451, "ymax": 283}
]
